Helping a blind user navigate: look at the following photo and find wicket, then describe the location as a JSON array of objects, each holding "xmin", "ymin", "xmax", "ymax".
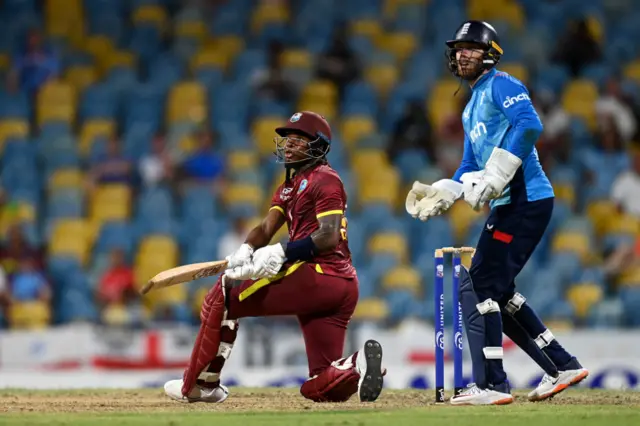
[{"xmin": 434, "ymin": 246, "xmax": 475, "ymax": 403}]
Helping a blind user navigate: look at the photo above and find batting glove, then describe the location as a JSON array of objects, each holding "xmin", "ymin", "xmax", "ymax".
[
  {"xmin": 250, "ymin": 244, "xmax": 286, "ymax": 279},
  {"xmin": 225, "ymin": 243, "xmax": 254, "ymax": 269}
]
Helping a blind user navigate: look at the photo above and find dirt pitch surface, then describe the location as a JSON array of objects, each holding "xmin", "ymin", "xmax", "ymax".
[{"xmin": 1, "ymin": 388, "xmax": 639, "ymax": 426}]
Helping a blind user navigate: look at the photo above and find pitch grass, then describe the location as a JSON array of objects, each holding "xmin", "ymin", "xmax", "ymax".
[{"xmin": 1, "ymin": 388, "xmax": 639, "ymax": 426}]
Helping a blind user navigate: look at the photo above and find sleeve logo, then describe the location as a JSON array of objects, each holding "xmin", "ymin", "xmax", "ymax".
[{"xmin": 503, "ymin": 92, "xmax": 530, "ymax": 109}]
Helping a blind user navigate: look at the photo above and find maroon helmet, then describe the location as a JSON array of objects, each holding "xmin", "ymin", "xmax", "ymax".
[{"xmin": 274, "ymin": 111, "xmax": 332, "ymax": 165}]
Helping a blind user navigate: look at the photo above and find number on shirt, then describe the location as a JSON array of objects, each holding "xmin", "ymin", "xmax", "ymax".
[{"xmin": 340, "ymin": 216, "xmax": 348, "ymax": 241}]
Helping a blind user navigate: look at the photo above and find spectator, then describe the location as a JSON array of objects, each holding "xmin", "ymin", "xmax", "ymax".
[
  {"xmin": 316, "ymin": 24, "xmax": 360, "ymax": 100},
  {"xmin": 596, "ymin": 77, "xmax": 638, "ymax": 144},
  {"xmin": 7, "ymin": 29, "xmax": 60, "ymax": 99},
  {"xmin": 180, "ymin": 128, "xmax": 225, "ymax": 187},
  {"xmin": 387, "ymin": 101, "xmax": 435, "ymax": 162},
  {"xmin": 0, "ymin": 225, "xmax": 43, "ymax": 277},
  {"xmin": 139, "ymin": 132, "xmax": 174, "ymax": 188},
  {"xmin": 531, "ymin": 89, "xmax": 571, "ymax": 167},
  {"xmin": 218, "ymin": 216, "xmax": 250, "ymax": 260},
  {"xmin": 89, "ymin": 137, "xmax": 134, "ymax": 187},
  {"xmin": 611, "ymin": 145, "xmax": 640, "ymax": 217},
  {"xmin": 0, "ymin": 265, "xmax": 8, "ymax": 312},
  {"xmin": 552, "ymin": 19, "xmax": 601, "ymax": 77},
  {"xmin": 10, "ymin": 258, "xmax": 51, "ymax": 304},
  {"xmin": 252, "ymin": 41, "xmax": 295, "ymax": 103},
  {"xmin": 96, "ymin": 249, "xmax": 139, "ymax": 326}
]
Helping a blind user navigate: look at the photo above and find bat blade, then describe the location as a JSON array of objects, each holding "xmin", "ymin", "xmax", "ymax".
[{"xmin": 141, "ymin": 260, "xmax": 229, "ymax": 295}]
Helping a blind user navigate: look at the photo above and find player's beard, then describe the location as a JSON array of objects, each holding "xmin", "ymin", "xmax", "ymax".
[{"xmin": 457, "ymin": 57, "xmax": 483, "ymax": 81}]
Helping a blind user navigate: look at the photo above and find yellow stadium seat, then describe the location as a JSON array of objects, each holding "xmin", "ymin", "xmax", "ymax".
[
  {"xmin": 566, "ymin": 283, "xmax": 603, "ymax": 319},
  {"xmin": 586, "ymin": 200, "xmax": 619, "ymax": 237},
  {"xmin": 0, "ymin": 53, "xmax": 10, "ymax": 71},
  {"xmin": 204, "ymin": 35, "xmax": 245, "ymax": 64},
  {"xmin": 9, "ymin": 301, "xmax": 51, "ymax": 330},
  {"xmin": 300, "ymin": 80, "xmax": 338, "ymax": 105},
  {"xmin": 551, "ymin": 231, "xmax": 590, "ymax": 263},
  {"xmin": 46, "ymin": 0, "xmax": 84, "ymax": 48},
  {"xmin": 175, "ymin": 20, "xmax": 207, "ymax": 42},
  {"xmin": 178, "ymin": 133, "xmax": 197, "ymax": 154},
  {"xmin": 365, "ymin": 64, "xmax": 399, "ymax": 98},
  {"xmin": 350, "ymin": 19, "xmax": 383, "ymax": 42},
  {"xmin": 296, "ymin": 100, "xmax": 337, "ymax": 122},
  {"xmin": 167, "ymin": 82, "xmax": 207, "ymax": 124},
  {"xmin": 192, "ymin": 286, "xmax": 209, "ymax": 314},
  {"xmin": 0, "ymin": 119, "xmax": 29, "ymax": 151},
  {"xmin": 499, "ymin": 63, "xmax": 528, "ymax": 83},
  {"xmin": 562, "ymin": 80, "xmax": 598, "ymax": 129},
  {"xmin": 544, "ymin": 320, "xmax": 574, "ymax": 331},
  {"xmin": 281, "ymin": 49, "xmax": 312, "ymax": 69},
  {"xmin": 340, "ymin": 116, "xmax": 377, "ymax": 149},
  {"xmin": 496, "ymin": 3, "xmax": 526, "ymax": 31},
  {"xmin": 586, "ymin": 15, "xmax": 603, "ymax": 44},
  {"xmin": 90, "ymin": 184, "xmax": 132, "ymax": 223},
  {"xmin": 352, "ymin": 149, "xmax": 389, "ymax": 178},
  {"xmin": 48, "ymin": 168, "xmax": 84, "ymax": 191},
  {"xmin": 84, "ymin": 35, "xmax": 114, "ymax": 65},
  {"xmin": 135, "ymin": 235, "xmax": 183, "ymax": 305},
  {"xmin": 606, "ymin": 213, "xmax": 640, "ymax": 236},
  {"xmin": 449, "ymin": 201, "xmax": 485, "ymax": 242},
  {"xmin": 79, "ymin": 120, "xmax": 116, "ymax": 156},
  {"xmin": 382, "ymin": 265, "xmax": 422, "ymax": 295},
  {"xmin": 428, "ymin": 80, "xmax": 462, "ymax": 127},
  {"xmin": 103, "ymin": 50, "xmax": 136, "ymax": 74},
  {"xmin": 64, "ymin": 65, "xmax": 98, "ymax": 93},
  {"xmin": 228, "ymin": 151, "xmax": 259, "ymax": 171},
  {"xmin": 359, "ymin": 168, "xmax": 401, "ymax": 206},
  {"xmin": 224, "ymin": 184, "xmax": 263, "ymax": 208},
  {"xmin": 49, "ymin": 218, "xmax": 93, "ymax": 265},
  {"xmin": 623, "ymin": 60, "xmax": 640, "ymax": 83},
  {"xmin": 368, "ymin": 232, "xmax": 408, "ymax": 262},
  {"xmin": 378, "ymin": 32, "xmax": 417, "ymax": 63},
  {"xmin": 191, "ymin": 48, "xmax": 229, "ymax": 72},
  {"xmin": 552, "ymin": 183, "xmax": 576, "ymax": 208},
  {"xmin": 37, "ymin": 81, "xmax": 76, "ymax": 127},
  {"xmin": 252, "ymin": 116, "xmax": 285, "ymax": 156},
  {"xmin": 251, "ymin": 5, "xmax": 289, "ymax": 34},
  {"xmin": 384, "ymin": 0, "xmax": 429, "ymax": 19},
  {"xmin": 132, "ymin": 5, "xmax": 168, "ymax": 29},
  {"xmin": 352, "ymin": 298, "xmax": 389, "ymax": 321},
  {"xmin": 618, "ymin": 264, "xmax": 640, "ymax": 288}
]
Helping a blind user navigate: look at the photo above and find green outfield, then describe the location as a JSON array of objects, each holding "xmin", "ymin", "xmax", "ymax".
[{"xmin": 1, "ymin": 388, "xmax": 639, "ymax": 426}]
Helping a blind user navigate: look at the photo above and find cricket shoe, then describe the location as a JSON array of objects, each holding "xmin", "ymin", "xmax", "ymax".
[
  {"xmin": 450, "ymin": 383, "xmax": 514, "ymax": 406},
  {"xmin": 355, "ymin": 339, "xmax": 385, "ymax": 402},
  {"xmin": 164, "ymin": 379, "xmax": 229, "ymax": 403},
  {"xmin": 528, "ymin": 368, "xmax": 589, "ymax": 402}
]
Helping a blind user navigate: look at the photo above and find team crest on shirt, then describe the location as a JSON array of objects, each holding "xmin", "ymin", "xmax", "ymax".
[
  {"xmin": 298, "ymin": 179, "xmax": 308, "ymax": 194},
  {"xmin": 290, "ymin": 112, "xmax": 302, "ymax": 122}
]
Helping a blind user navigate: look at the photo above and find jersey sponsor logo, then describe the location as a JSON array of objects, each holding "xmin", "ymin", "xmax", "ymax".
[
  {"xmin": 503, "ymin": 92, "xmax": 530, "ymax": 109},
  {"xmin": 469, "ymin": 121, "xmax": 487, "ymax": 143}
]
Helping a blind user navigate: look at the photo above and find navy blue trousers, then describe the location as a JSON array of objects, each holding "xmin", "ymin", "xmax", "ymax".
[{"xmin": 470, "ymin": 197, "xmax": 554, "ymax": 303}]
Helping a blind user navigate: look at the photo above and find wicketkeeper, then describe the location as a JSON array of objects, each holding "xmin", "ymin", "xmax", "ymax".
[
  {"xmin": 164, "ymin": 111, "xmax": 385, "ymax": 403},
  {"xmin": 405, "ymin": 20, "xmax": 588, "ymax": 405}
]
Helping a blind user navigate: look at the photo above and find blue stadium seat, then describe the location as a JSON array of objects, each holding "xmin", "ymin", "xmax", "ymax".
[
  {"xmin": 0, "ymin": 91, "xmax": 30, "ymax": 119},
  {"xmin": 80, "ymin": 83, "xmax": 118, "ymax": 121},
  {"xmin": 96, "ymin": 221, "xmax": 134, "ymax": 256},
  {"xmin": 47, "ymin": 189, "xmax": 84, "ymax": 219},
  {"xmin": 136, "ymin": 187, "xmax": 174, "ymax": 221}
]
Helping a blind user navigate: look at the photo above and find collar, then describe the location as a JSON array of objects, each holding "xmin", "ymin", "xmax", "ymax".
[{"xmin": 471, "ymin": 68, "xmax": 497, "ymax": 91}]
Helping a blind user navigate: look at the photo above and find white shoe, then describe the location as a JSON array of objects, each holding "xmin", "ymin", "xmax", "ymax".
[
  {"xmin": 164, "ymin": 379, "xmax": 229, "ymax": 403},
  {"xmin": 528, "ymin": 368, "xmax": 589, "ymax": 402},
  {"xmin": 450, "ymin": 383, "xmax": 514, "ymax": 406},
  {"xmin": 355, "ymin": 339, "xmax": 384, "ymax": 402}
]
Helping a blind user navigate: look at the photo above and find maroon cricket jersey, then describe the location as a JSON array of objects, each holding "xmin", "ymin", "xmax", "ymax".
[{"xmin": 270, "ymin": 164, "xmax": 356, "ymax": 279}]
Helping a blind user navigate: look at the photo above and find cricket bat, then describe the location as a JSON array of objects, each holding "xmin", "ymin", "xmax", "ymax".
[{"xmin": 141, "ymin": 260, "xmax": 229, "ymax": 295}]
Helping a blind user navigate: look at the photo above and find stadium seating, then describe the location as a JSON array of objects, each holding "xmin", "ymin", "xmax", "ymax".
[{"xmin": 0, "ymin": 0, "xmax": 639, "ymax": 328}]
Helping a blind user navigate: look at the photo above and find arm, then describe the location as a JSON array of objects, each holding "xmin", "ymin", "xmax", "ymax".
[
  {"xmin": 452, "ymin": 134, "xmax": 480, "ymax": 182},
  {"xmin": 492, "ymin": 75, "xmax": 544, "ymax": 161},
  {"xmin": 244, "ymin": 207, "xmax": 286, "ymax": 250}
]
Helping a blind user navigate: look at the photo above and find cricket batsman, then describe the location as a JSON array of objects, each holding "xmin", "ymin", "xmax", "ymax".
[
  {"xmin": 405, "ymin": 21, "xmax": 588, "ymax": 405},
  {"xmin": 164, "ymin": 111, "xmax": 385, "ymax": 403}
]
